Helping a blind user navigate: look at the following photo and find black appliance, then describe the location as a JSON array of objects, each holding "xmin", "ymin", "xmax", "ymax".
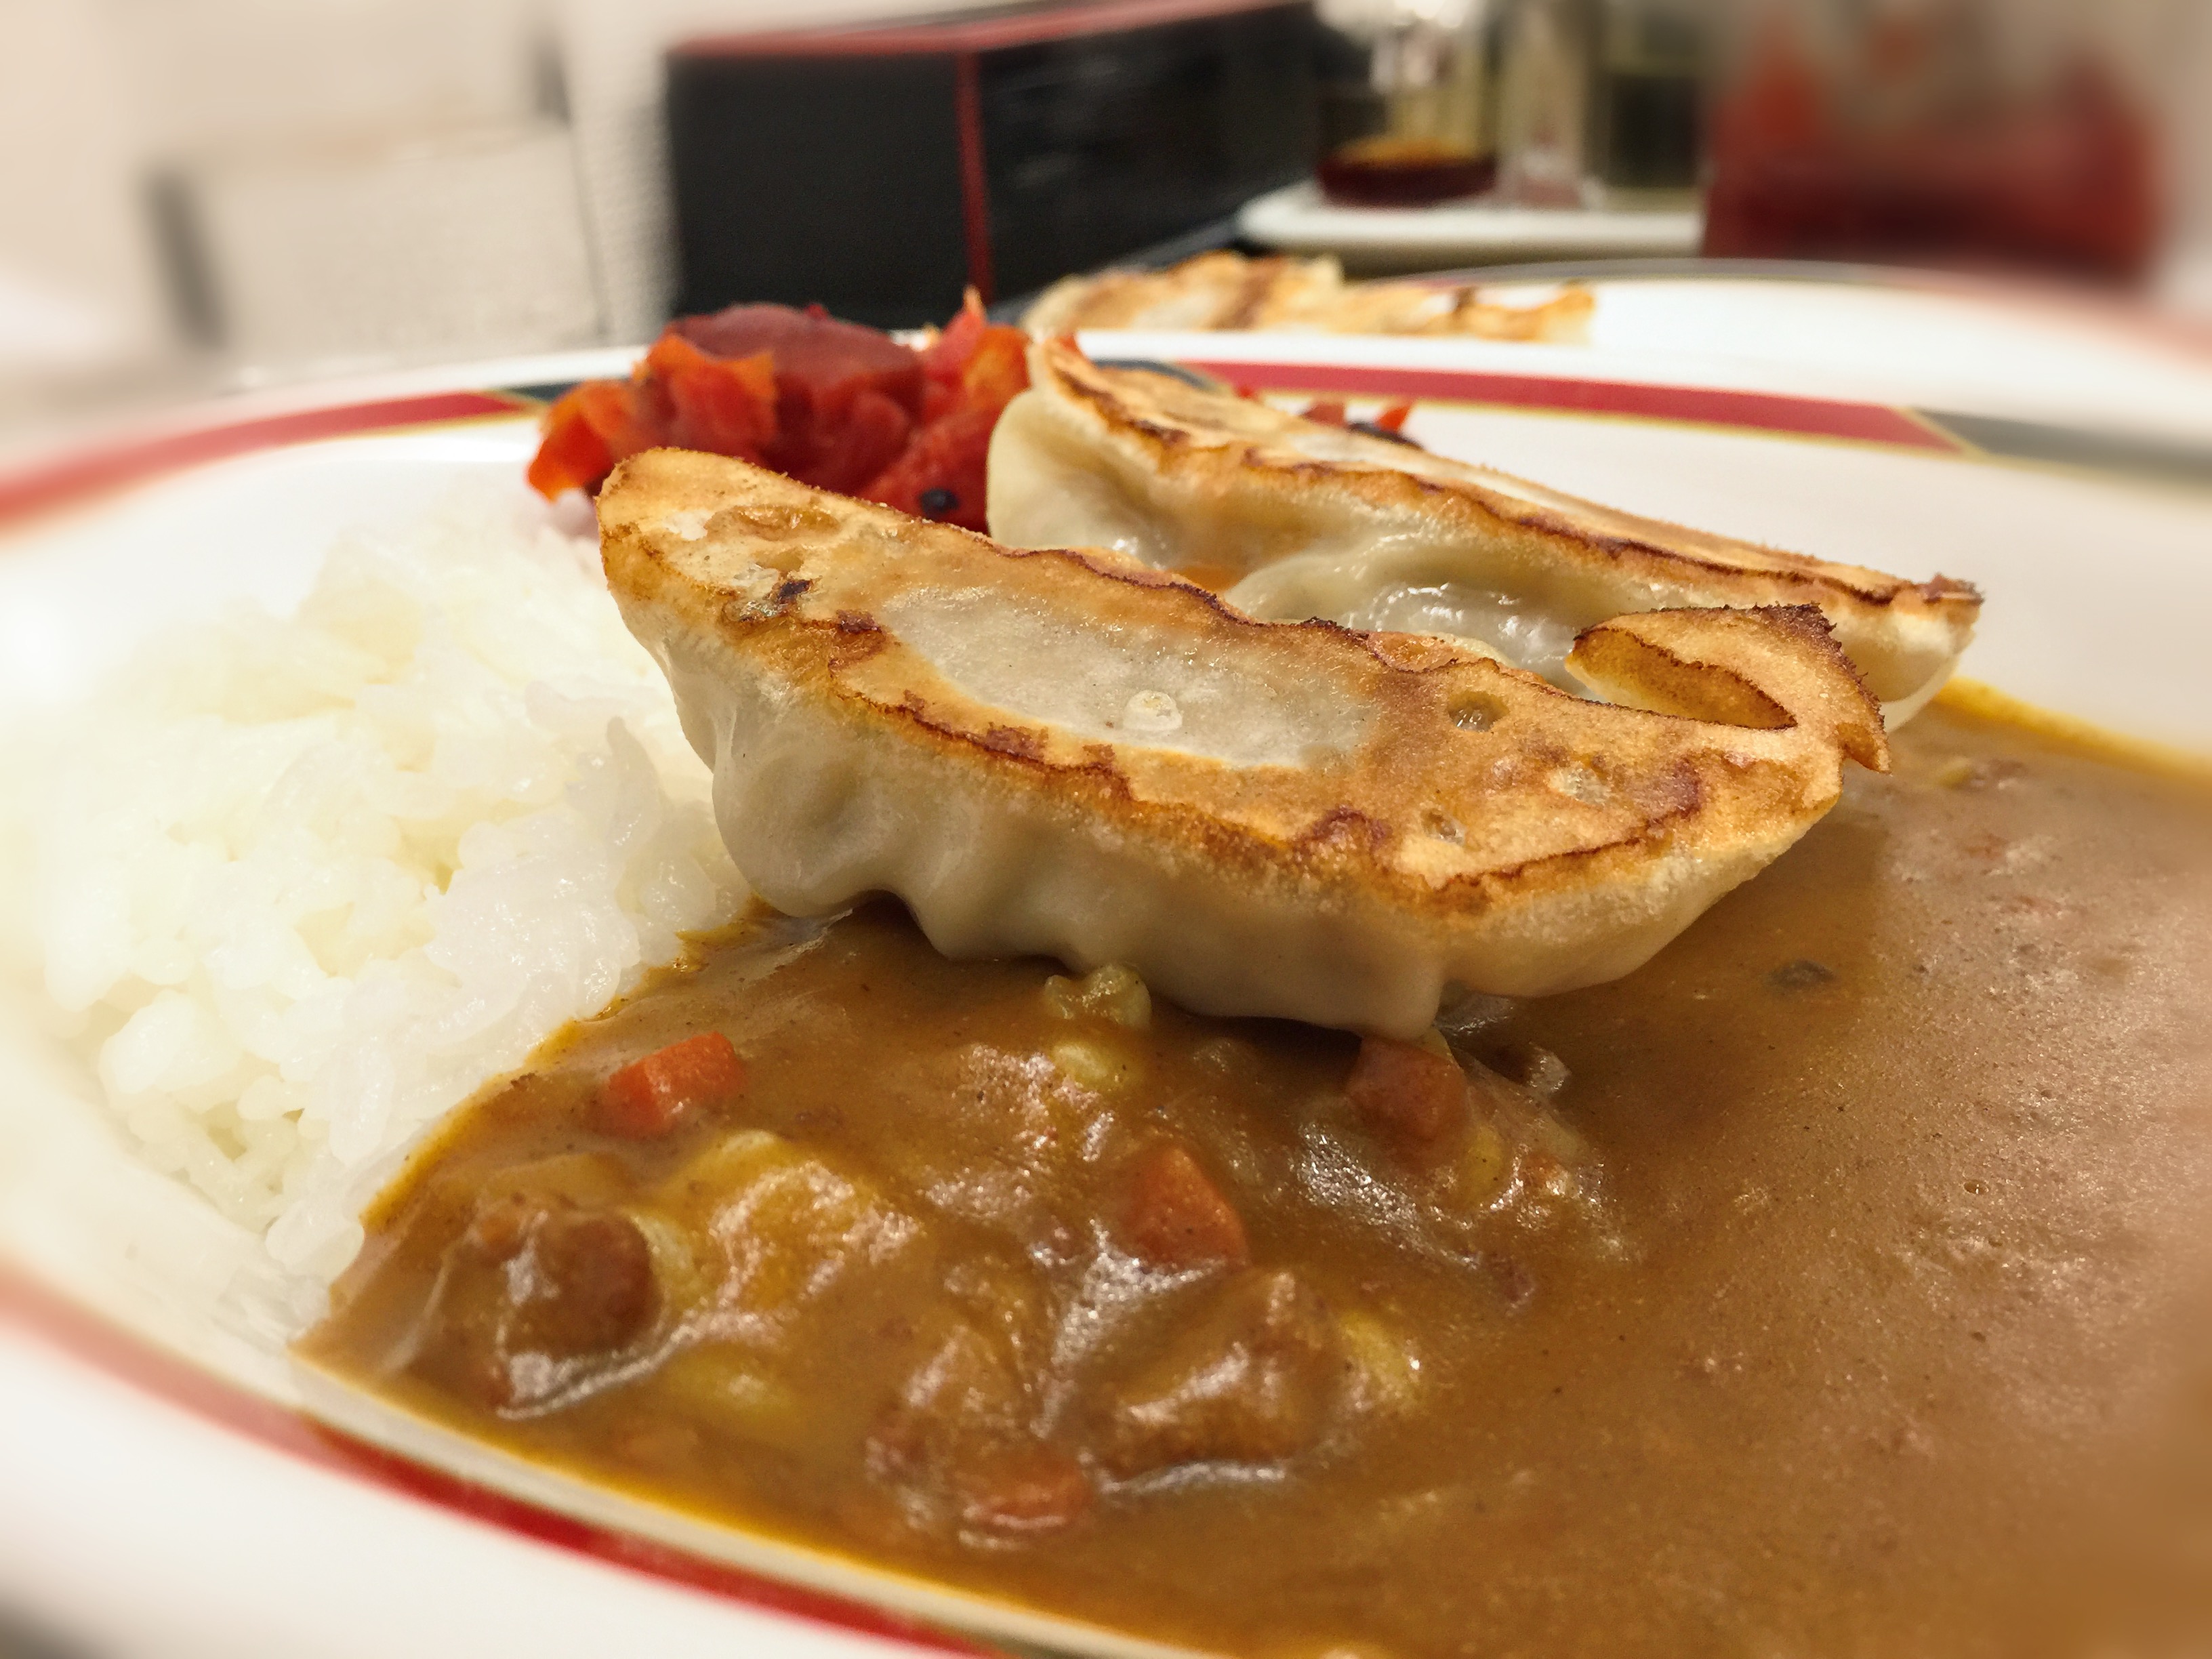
[{"xmin": 665, "ymin": 0, "xmax": 1316, "ymax": 328}]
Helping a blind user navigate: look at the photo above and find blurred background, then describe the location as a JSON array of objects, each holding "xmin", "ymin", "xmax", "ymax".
[{"xmin": 0, "ymin": 0, "xmax": 2206, "ymax": 430}]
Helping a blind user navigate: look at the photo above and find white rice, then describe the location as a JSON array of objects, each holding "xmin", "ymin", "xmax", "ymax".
[{"xmin": 10, "ymin": 487, "xmax": 745, "ymax": 1286}]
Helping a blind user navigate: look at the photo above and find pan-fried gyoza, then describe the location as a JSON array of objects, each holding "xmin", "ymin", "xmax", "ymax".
[
  {"xmin": 1020, "ymin": 251, "xmax": 1596, "ymax": 342},
  {"xmin": 598, "ymin": 448, "xmax": 1885, "ymax": 1035},
  {"xmin": 987, "ymin": 340, "xmax": 1981, "ymax": 722}
]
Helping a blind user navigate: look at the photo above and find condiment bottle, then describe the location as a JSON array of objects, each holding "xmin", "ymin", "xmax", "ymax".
[
  {"xmin": 1315, "ymin": 0, "xmax": 1500, "ymax": 207},
  {"xmin": 1496, "ymin": 0, "xmax": 1591, "ymax": 205}
]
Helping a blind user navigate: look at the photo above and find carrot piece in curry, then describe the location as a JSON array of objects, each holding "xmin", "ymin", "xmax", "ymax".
[
  {"xmin": 595, "ymin": 1031, "xmax": 747, "ymax": 1138},
  {"xmin": 1345, "ymin": 1035, "xmax": 1468, "ymax": 1145},
  {"xmin": 955, "ymin": 1444, "xmax": 1094, "ymax": 1536},
  {"xmin": 1122, "ymin": 1142, "xmax": 1251, "ymax": 1269}
]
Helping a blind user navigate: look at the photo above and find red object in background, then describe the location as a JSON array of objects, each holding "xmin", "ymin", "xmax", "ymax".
[
  {"xmin": 1702, "ymin": 21, "xmax": 2160, "ymax": 284},
  {"xmin": 527, "ymin": 295, "xmax": 1029, "ymax": 529}
]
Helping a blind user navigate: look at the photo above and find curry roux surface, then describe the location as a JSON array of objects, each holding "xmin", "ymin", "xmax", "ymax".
[{"xmin": 302, "ymin": 706, "xmax": 2212, "ymax": 1659}]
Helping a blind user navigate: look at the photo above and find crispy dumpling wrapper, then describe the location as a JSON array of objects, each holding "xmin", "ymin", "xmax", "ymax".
[
  {"xmin": 988, "ymin": 340, "xmax": 1980, "ymax": 723},
  {"xmin": 600, "ymin": 449, "xmax": 1887, "ymax": 1036},
  {"xmin": 1020, "ymin": 251, "xmax": 1595, "ymax": 341}
]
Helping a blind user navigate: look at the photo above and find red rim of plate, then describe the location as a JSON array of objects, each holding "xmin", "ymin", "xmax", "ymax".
[
  {"xmin": 0, "ymin": 360, "xmax": 1986, "ymax": 533},
  {"xmin": 0, "ymin": 390, "xmax": 539, "ymax": 527},
  {"xmin": 1183, "ymin": 359, "xmax": 1961, "ymax": 451},
  {"xmin": 0, "ymin": 1265, "xmax": 1004, "ymax": 1656}
]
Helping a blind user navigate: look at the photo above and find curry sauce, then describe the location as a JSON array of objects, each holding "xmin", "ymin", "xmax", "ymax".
[{"xmin": 300, "ymin": 705, "xmax": 2212, "ymax": 1657}]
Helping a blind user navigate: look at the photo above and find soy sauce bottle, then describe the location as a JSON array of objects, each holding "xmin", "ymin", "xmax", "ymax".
[{"xmin": 1314, "ymin": 0, "xmax": 1500, "ymax": 207}]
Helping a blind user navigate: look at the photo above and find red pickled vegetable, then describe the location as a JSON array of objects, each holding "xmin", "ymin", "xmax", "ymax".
[
  {"xmin": 527, "ymin": 377, "xmax": 661, "ymax": 497},
  {"xmin": 570, "ymin": 377, "xmax": 658, "ymax": 455},
  {"xmin": 594, "ymin": 1031, "xmax": 747, "ymax": 1139},
  {"xmin": 794, "ymin": 385, "xmax": 916, "ymax": 495},
  {"xmin": 1288, "ymin": 397, "xmax": 1416, "ymax": 436},
  {"xmin": 525, "ymin": 393, "xmax": 616, "ymax": 498},
  {"xmin": 525, "ymin": 293, "xmax": 1029, "ymax": 523},
  {"xmin": 918, "ymin": 291, "xmax": 1028, "ymax": 413},
  {"xmin": 860, "ymin": 404, "xmax": 998, "ymax": 529},
  {"xmin": 644, "ymin": 333, "xmax": 778, "ymax": 462},
  {"xmin": 857, "ymin": 289, "xmax": 1030, "ymax": 530},
  {"xmin": 674, "ymin": 302, "xmax": 924, "ymax": 489},
  {"xmin": 920, "ymin": 295, "xmax": 989, "ymax": 386},
  {"xmin": 675, "ymin": 303, "xmax": 924, "ymax": 426}
]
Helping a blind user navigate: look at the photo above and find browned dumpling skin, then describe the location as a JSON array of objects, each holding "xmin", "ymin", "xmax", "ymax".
[
  {"xmin": 988, "ymin": 341, "xmax": 1980, "ymax": 722},
  {"xmin": 1021, "ymin": 251, "xmax": 1596, "ymax": 341},
  {"xmin": 598, "ymin": 449, "xmax": 1885, "ymax": 1036}
]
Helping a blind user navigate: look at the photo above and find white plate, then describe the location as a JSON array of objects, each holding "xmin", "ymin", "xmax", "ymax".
[{"xmin": 1, "ymin": 308, "xmax": 2208, "ymax": 1659}]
